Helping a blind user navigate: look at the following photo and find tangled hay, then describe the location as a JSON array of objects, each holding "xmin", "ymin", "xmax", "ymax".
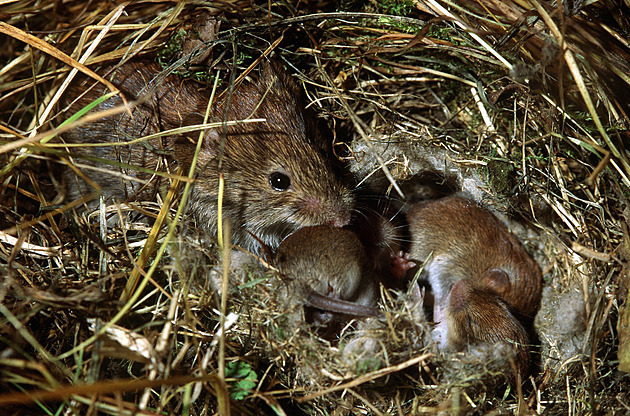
[{"xmin": 1, "ymin": 0, "xmax": 629, "ymax": 414}]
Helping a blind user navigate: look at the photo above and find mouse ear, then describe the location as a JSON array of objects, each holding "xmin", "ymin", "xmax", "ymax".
[
  {"xmin": 172, "ymin": 127, "xmax": 220, "ymax": 171},
  {"xmin": 259, "ymin": 59, "xmax": 302, "ymax": 98},
  {"xmin": 447, "ymin": 279, "xmax": 473, "ymax": 314},
  {"xmin": 480, "ymin": 268, "xmax": 512, "ymax": 297}
]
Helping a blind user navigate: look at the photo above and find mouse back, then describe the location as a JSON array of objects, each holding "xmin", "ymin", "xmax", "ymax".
[
  {"xmin": 407, "ymin": 196, "xmax": 542, "ymax": 318},
  {"xmin": 62, "ymin": 61, "xmax": 205, "ymax": 204}
]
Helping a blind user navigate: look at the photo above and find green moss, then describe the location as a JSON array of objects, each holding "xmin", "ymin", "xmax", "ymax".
[
  {"xmin": 378, "ymin": 0, "xmax": 415, "ymax": 16},
  {"xmin": 486, "ymin": 159, "xmax": 515, "ymax": 194},
  {"xmin": 525, "ymin": 153, "xmax": 548, "ymax": 164},
  {"xmin": 157, "ymin": 29, "xmax": 186, "ymax": 64},
  {"xmin": 354, "ymin": 358, "xmax": 382, "ymax": 374}
]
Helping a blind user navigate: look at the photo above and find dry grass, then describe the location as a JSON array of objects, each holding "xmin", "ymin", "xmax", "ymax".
[{"xmin": 1, "ymin": 0, "xmax": 629, "ymax": 414}]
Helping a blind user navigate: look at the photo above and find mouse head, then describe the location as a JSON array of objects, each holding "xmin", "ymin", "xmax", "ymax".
[
  {"xmin": 173, "ymin": 63, "xmax": 354, "ymax": 251},
  {"xmin": 447, "ymin": 279, "xmax": 526, "ymax": 345},
  {"xmin": 446, "ymin": 279, "xmax": 530, "ymax": 377}
]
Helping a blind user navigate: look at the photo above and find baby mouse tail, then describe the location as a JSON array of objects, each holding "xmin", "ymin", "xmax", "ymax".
[{"xmin": 305, "ymin": 292, "xmax": 380, "ymax": 318}]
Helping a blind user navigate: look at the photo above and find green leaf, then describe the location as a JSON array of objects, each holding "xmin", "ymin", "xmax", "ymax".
[{"xmin": 225, "ymin": 361, "xmax": 258, "ymax": 401}]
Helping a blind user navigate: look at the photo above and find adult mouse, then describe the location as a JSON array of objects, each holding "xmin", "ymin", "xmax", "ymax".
[
  {"xmin": 274, "ymin": 225, "xmax": 380, "ymax": 329},
  {"xmin": 62, "ymin": 60, "xmax": 354, "ymax": 253}
]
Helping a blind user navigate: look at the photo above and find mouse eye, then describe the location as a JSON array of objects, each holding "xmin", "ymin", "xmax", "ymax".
[{"xmin": 269, "ymin": 171, "xmax": 291, "ymax": 191}]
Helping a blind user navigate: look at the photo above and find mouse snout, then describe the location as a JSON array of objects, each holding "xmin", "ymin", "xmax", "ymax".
[
  {"xmin": 300, "ymin": 194, "xmax": 353, "ymax": 228},
  {"xmin": 326, "ymin": 214, "xmax": 350, "ymax": 228}
]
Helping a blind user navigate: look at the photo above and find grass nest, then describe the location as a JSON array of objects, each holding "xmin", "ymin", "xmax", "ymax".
[{"xmin": 1, "ymin": 0, "xmax": 629, "ymax": 414}]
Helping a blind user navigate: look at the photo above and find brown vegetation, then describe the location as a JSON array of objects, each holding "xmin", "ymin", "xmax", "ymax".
[{"xmin": 0, "ymin": 0, "xmax": 629, "ymax": 414}]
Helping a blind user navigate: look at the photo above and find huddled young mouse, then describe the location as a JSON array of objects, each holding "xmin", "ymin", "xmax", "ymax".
[
  {"xmin": 396, "ymin": 196, "xmax": 542, "ymax": 379},
  {"xmin": 62, "ymin": 60, "xmax": 354, "ymax": 253},
  {"xmin": 350, "ymin": 196, "xmax": 407, "ymax": 288},
  {"xmin": 444, "ymin": 278, "xmax": 531, "ymax": 380},
  {"xmin": 274, "ymin": 225, "xmax": 380, "ymax": 334}
]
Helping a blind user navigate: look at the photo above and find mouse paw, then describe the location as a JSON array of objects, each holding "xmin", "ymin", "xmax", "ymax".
[
  {"xmin": 431, "ymin": 322, "xmax": 449, "ymax": 350},
  {"xmin": 390, "ymin": 251, "xmax": 416, "ymax": 281}
]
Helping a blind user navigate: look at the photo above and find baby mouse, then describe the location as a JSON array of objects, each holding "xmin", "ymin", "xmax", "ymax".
[
  {"xmin": 62, "ymin": 60, "xmax": 354, "ymax": 253},
  {"xmin": 275, "ymin": 225, "xmax": 380, "ymax": 330},
  {"xmin": 441, "ymin": 278, "xmax": 530, "ymax": 381},
  {"xmin": 405, "ymin": 196, "xmax": 542, "ymax": 323},
  {"xmin": 399, "ymin": 196, "xmax": 542, "ymax": 379}
]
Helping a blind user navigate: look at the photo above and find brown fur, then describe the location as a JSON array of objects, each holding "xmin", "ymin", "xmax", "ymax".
[
  {"xmin": 407, "ymin": 196, "xmax": 542, "ymax": 319},
  {"xmin": 62, "ymin": 60, "xmax": 353, "ymax": 252},
  {"xmin": 406, "ymin": 196, "xmax": 542, "ymax": 379},
  {"xmin": 447, "ymin": 279, "xmax": 530, "ymax": 380},
  {"xmin": 275, "ymin": 225, "xmax": 379, "ymax": 318}
]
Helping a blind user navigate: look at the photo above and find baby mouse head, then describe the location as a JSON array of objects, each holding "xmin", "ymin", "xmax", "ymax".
[
  {"xmin": 446, "ymin": 279, "xmax": 530, "ymax": 379},
  {"xmin": 447, "ymin": 279, "xmax": 527, "ymax": 346},
  {"xmin": 275, "ymin": 225, "xmax": 376, "ymax": 306}
]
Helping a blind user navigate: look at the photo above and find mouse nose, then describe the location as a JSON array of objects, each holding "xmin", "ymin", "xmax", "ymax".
[
  {"xmin": 323, "ymin": 199, "xmax": 352, "ymax": 228},
  {"xmin": 328, "ymin": 189, "xmax": 354, "ymax": 228},
  {"xmin": 327, "ymin": 216, "xmax": 349, "ymax": 228},
  {"xmin": 301, "ymin": 195, "xmax": 352, "ymax": 228}
]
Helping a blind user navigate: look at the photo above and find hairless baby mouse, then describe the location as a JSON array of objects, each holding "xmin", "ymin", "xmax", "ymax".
[
  {"xmin": 275, "ymin": 225, "xmax": 380, "ymax": 327},
  {"xmin": 398, "ymin": 196, "xmax": 542, "ymax": 378},
  {"xmin": 62, "ymin": 60, "xmax": 354, "ymax": 252}
]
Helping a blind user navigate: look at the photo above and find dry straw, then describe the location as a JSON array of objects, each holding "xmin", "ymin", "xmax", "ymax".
[{"xmin": 0, "ymin": 0, "xmax": 628, "ymax": 414}]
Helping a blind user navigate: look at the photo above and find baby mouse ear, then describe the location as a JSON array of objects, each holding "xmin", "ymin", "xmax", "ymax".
[{"xmin": 480, "ymin": 268, "xmax": 512, "ymax": 297}]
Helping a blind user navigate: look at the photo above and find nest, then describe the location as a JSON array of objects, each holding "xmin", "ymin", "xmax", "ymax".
[{"xmin": 1, "ymin": 0, "xmax": 629, "ymax": 414}]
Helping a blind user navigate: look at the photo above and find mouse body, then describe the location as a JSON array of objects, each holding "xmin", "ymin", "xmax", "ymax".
[
  {"xmin": 405, "ymin": 196, "xmax": 542, "ymax": 378},
  {"xmin": 62, "ymin": 60, "xmax": 353, "ymax": 252},
  {"xmin": 275, "ymin": 225, "xmax": 380, "ymax": 326},
  {"xmin": 442, "ymin": 279, "xmax": 530, "ymax": 380},
  {"xmin": 406, "ymin": 196, "xmax": 542, "ymax": 321}
]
